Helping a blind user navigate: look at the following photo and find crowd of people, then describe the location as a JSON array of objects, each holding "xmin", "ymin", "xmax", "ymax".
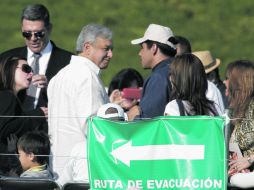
[{"xmin": 0, "ymin": 3, "xmax": 253, "ymax": 190}]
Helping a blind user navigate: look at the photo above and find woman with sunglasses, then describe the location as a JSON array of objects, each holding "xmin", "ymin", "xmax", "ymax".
[{"xmin": 0, "ymin": 55, "xmax": 47, "ymax": 176}]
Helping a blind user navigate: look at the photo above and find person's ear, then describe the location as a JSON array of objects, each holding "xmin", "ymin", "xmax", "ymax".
[
  {"xmin": 109, "ymin": 89, "xmax": 122, "ymax": 104},
  {"xmin": 83, "ymin": 42, "xmax": 92, "ymax": 55},
  {"xmin": 28, "ymin": 153, "xmax": 35, "ymax": 162},
  {"xmin": 151, "ymin": 43, "xmax": 158, "ymax": 55}
]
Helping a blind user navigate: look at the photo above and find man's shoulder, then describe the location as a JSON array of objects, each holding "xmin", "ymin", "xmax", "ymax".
[
  {"xmin": 52, "ymin": 46, "xmax": 73, "ymax": 56},
  {"xmin": 0, "ymin": 46, "xmax": 27, "ymax": 58},
  {"xmin": 153, "ymin": 59, "xmax": 170, "ymax": 72},
  {"xmin": 51, "ymin": 42, "xmax": 73, "ymax": 57},
  {"xmin": 45, "ymin": 42, "xmax": 73, "ymax": 79},
  {"xmin": 151, "ymin": 63, "xmax": 169, "ymax": 78}
]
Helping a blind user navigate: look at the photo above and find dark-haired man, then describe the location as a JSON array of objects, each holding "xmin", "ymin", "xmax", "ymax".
[
  {"xmin": 0, "ymin": 4, "xmax": 73, "ymax": 113},
  {"xmin": 175, "ymin": 35, "xmax": 192, "ymax": 56},
  {"xmin": 127, "ymin": 24, "xmax": 178, "ymax": 120}
]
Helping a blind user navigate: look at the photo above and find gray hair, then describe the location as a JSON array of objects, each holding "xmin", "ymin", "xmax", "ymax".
[
  {"xmin": 76, "ymin": 24, "xmax": 113, "ymax": 53},
  {"xmin": 21, "ymin": 4, "xmax": 51, "ymax": 28}
]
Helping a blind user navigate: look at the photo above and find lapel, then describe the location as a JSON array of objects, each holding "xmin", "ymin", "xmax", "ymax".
[
  {"xmin": 44, "ymin": 41, "xmax": 72, "ymax": 82},
  {"xmin": 45, "ymin": 41, "xmax": 57, "ymax": 80}
]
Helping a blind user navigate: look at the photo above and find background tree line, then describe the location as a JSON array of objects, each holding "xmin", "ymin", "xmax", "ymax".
[{"xmin": 0, "ymin": 0, "xmax": 253, "ymax": 85}]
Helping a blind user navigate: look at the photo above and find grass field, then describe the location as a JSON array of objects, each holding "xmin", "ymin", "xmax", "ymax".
[{"xmin": 0, "ymin": 0, "xmax": 253, "ymax": 85}]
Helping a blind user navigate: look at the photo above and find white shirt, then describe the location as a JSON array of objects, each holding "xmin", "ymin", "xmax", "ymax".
[
  {"xmin": 164, "ymin": 81, "xmax": 224, "ymax": 116},
  {"xmin": 230, "ymin": 172, "xmax": 254, "ymax": 189},
  {"xmin": 57, "ymin": 141, "xmax": 89, "ymax": 187},
  {"xmin": 164, "ymin": 100, "xmax": 191, "ymax": 116},
  {"xmin": 48, "ymin": 55, "xmax": 109, "ymax": 178},
  {"xmin": 206, "ymin": 80, "xmax": 224, "ymax": 115},
  {"xmin": 27, "ymin": 41, "xmax": 52, "ymax": 108}
]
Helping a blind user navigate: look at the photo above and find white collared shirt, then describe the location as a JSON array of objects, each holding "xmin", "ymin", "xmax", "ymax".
[
  {"xmin": 27, "ymin": 41, "xmax": 53, "ymax": 108},
  {"xmin": 48, "ymin": 55, "xmax": 109, "ymax": 178},
  {"xmin": 206, "ymin": 80, "xmax": 224, "ymax": 115}
]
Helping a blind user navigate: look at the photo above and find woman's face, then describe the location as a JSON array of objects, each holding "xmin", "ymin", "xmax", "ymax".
[
  {"xmin": 224, "ymin": 79, "xmax": 229, "ymax": 97},
  {"xmin": 18, "ymin": 148, "xmax": 32, "ymax": 171},
  {"xmin": 15, "ymin": 60, "xmax": 33, "ymax": 92}
]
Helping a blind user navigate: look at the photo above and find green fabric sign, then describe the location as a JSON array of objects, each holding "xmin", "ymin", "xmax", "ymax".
[{"xmin": 87, "ymin": 116, "xmax": 226, "ymax": 190}]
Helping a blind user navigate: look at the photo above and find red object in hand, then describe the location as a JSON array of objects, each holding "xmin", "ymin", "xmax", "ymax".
[{"xmin": 122, "ymin": 88, "xmax": 142, "ymax": 100}]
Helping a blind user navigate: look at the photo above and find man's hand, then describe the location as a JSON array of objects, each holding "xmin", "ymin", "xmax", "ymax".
[
  {"xmin": 109, "ymin": 89, "xmax": 122, "ymax": 104},
  {"xmin": 32, "ymin": 74, "xmax": 47, "ymax": 88}
]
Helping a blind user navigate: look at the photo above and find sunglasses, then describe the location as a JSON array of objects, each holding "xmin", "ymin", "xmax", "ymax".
[
  {"xmin": 17, "ymin": 64, "xmax": 33, "ymax": 74},
  {"xmin": 22, "ymin": 31, "xmax": 45, "ymax": 40}
]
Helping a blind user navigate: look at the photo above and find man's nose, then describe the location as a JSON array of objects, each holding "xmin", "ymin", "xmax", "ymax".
[{"xmin": 107, "ymin": 49, "xmax": 113, "ymax": 58}]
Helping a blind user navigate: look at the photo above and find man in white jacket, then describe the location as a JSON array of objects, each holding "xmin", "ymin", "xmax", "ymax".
[
  {"xmin": 47, "ymin": 24, "xmax": 113, "ymax": 182},
  {"xmin": 57, "ymin": 103, "xmax": 125, "ymax": 186}
]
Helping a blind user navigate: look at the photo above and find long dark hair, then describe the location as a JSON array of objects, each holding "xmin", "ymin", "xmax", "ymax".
[
  {"xmin": 0, "ymin": 56, "xmax": 27, "ymax": 92},
  {"xmin": 226, "ymin": 60, "xmax": 254, "ymax": 123},
  {"xmin": 108, "ymin": 68, "xmax": 143, "ymax": 96},
  {"xmin": 170, "ymin": 54, "xmax": 217, "ymax": 115}
]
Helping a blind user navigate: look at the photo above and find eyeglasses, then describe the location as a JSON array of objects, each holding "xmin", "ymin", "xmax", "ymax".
[
  {"xmin": 17, "ymin": 64, "xmax": 33, "ymax": 74},
  {"xmin": 22, "ymin": 31, "xmax": 45, "ymax": 40}
]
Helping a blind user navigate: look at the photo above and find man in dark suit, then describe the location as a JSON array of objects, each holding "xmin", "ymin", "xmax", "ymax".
[{"xmin": 0, "ymin": 4, "xmax": 73, "ymax": 112}]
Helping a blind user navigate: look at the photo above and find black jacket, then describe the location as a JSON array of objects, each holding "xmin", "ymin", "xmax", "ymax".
[
  {"xmin": 0, "ymin": 90, "xmax": 47, "ymax": 176},
  {"xmin": 0, "ymin": 90, "xmax": 46, "ymax": 144}
]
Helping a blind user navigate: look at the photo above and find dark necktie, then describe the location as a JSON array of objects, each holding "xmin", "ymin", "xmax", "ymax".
[{"xmin": 23, "ymin": 53, "xmax": 41, "ymax": 110}]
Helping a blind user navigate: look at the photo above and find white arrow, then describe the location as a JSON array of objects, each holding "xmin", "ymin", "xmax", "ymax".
[{"xmin": 110, "ymin": 141, "xmax": 204, "ymax": 167}]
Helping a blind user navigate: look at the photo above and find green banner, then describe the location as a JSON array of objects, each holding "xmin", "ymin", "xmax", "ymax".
[{"xmin": 87, "ymin": 116, "xmax": 226, "ymax": 190}]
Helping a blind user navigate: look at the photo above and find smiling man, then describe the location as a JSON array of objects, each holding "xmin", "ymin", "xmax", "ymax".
[
  {"xmin": 0, "ymin": 4, "xmax": 73, "ymax": 113},
  {"xmin": 47, "ymin": 24, "xmax": 113, "ymax": 184}
]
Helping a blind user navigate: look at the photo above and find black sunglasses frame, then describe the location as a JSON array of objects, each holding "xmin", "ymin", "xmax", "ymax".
[
  {"xmin": 22, "ymin": 31, "xmax": 45, "ymax": 40},
  {"xmin": 17, "ymin": 64, "xmax": 33, "ymax": 74}
]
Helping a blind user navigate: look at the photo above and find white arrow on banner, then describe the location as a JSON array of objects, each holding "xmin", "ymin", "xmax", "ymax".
[{"xmin": 110, "ymin": 141, "xmax": 204, "ymax": 167}]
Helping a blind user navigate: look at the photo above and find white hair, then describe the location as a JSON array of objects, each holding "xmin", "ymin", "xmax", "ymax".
[{"xmin": 76, "ymin": 23, "xmax": 113, "ymax": 53}]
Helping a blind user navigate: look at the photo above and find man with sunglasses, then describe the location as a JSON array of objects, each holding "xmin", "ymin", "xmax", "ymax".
[{"xmin": 0, "ymin": 4, "xmax": 73, "ymax": 113}]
